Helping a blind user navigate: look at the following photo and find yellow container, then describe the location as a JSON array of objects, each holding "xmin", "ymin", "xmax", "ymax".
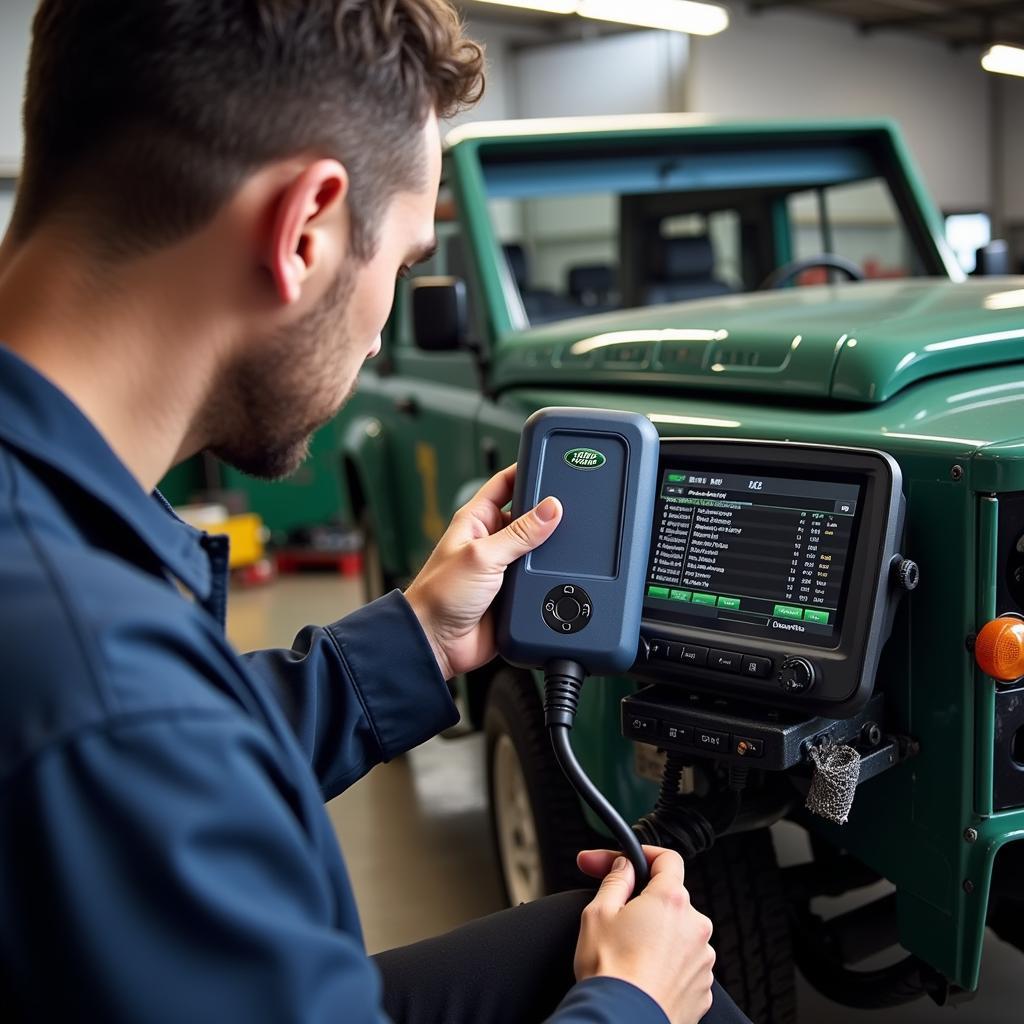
[{"xmin": 216, "ymin": 513, "xmax": 266, "ymax": 569}]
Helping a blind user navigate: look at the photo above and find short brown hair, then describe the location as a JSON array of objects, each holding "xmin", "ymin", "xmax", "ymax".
[{"xmin": 12, "ymin": 0, "xmax": 484, "ymax": 258}]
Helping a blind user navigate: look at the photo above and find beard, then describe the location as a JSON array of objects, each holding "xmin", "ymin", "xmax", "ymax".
[{"xmin": 206, "ymin": 265, "xmax": 358, "ymax": 480}]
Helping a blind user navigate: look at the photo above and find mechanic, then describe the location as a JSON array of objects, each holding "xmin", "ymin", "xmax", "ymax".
[{"xmin": 0, "ymin": 3, "xmax": 751, "ymax": 1023}]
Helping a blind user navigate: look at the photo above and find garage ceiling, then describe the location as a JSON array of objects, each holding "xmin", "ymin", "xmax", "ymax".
[
  {"xmin": 746, "ymin": 1, "xmax": 1024, "ymax": 49},
  {"xmin": 461, "ymin": 2, "xmax": 1024, "ymax": 48}
]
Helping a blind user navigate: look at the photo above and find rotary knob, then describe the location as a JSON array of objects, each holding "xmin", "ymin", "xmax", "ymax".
[
  {"xmin": 778, "ymin": 656, "xmax": 816, "ymax": 695},
  {"xmin": 891, "ymin": 556, "xmax": 920, "ymax": 592}
]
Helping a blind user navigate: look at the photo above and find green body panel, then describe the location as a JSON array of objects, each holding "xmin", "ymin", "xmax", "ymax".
[
  {"xmin": 491, "ymin": 280, "xmax": 1024, "ymax": 405},
  {"xmin": 157, "ymin": 459, "xmax": 204, "ymax": 507},
  {"xmin": 221, "ymin": 424, "xmax": 349, "ymax": 535},
  {"xmin": 159, "ymin": 427, "xmax": 351, "ymax": 536},
  {"xmin": 335, "ymin": 118, "xmax": 1024, "ymax": 991}
]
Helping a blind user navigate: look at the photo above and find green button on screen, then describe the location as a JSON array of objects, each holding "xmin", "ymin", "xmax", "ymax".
[
  {"xmin": 773, "ymin": 604, "xmax": 804, "ymax": 620},
  {"xmin": 668, "ymin": 473, "xmax": 686, "ymax": 483},
  {"xmin": 717, "ymin": 596, "xmax": 740, "ymax": 610},
  {"xmin": 670, "ymin": 589, "xmax": 692, "ymax": 602},
  {"xmin": 804, "ymin": 609, "xmax": 830, "ymax": 624},
  {"xmin": 648, "ymin": 585, "xmax": 670, "ymax": 599},
  {"xmin": 692, "ymin": 592, "xmax": 718, "ymax": 607}
]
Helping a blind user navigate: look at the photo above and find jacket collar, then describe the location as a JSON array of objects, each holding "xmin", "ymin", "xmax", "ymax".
[{"xmin": 0, "ymin": 344, "xmax": 212, "ymax": 600}]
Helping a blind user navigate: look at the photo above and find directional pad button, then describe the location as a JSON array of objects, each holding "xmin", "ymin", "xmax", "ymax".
[{"xmin": 543, "ymin": 584, "xmax": 592, "ymax": 634}]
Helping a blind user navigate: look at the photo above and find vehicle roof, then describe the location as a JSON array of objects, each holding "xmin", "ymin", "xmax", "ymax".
[{"xmin": 443, "ymin": 115, "xmax": 903, "ymax": 150}]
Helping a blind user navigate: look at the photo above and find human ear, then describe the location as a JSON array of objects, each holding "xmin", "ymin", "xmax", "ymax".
[{"xmin": 267, "ymin": 159, "xmax": 348, "ymax": 305}]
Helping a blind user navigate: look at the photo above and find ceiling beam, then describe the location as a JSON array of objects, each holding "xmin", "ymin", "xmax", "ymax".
[{"xmin": 858, "ymin": 1, "xmax": 1024, "ymax": 33}]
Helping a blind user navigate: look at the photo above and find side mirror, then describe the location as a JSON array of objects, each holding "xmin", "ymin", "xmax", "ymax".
[
  {"xmin": 411, "ymin": 276, "xmax": 468, "ymax": 352},
  {"xmin": 975, "ymin": 240, "xmax": 1010, "ymax": 276}
]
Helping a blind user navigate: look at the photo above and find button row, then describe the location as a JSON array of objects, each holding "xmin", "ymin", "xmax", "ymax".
[
  {"xmin": 648, "ymin": 638, "xmax": 772, "ymax": 679},
  {"xmin": 773, "ymin": 603, "xmax": 830, "ymax": 625},
  {"xmin": 625, "ymin": 715, "xmax": 764, "ymax": 759},
  {"xmin": 647, "ymin": 586, "xmax": 740, "ymax": 611}
]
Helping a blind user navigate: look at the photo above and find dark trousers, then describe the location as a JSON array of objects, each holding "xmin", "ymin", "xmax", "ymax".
[{"xmin": 373, "ymin": 890, "xmax": 753, "ymax": 1024}]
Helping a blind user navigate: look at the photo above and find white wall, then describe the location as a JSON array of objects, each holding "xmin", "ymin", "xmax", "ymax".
[
  {"xmin": 0, "ymin": 0, "xmax": 34, "ymax": 167},
  {"xmin": 448, "ymin": 18, "xmax": 544, "ymax": 127},
  {"xmin": 514, "ymin": 30, "xmax": 688, "ymax": 118},
  {"xmin": 1000, "ymin": 76, "xmax": 1024, "ymax": 222},
  {"xmin": 687, "ymin": 6, "xmax": 991, "ymax": 213}
]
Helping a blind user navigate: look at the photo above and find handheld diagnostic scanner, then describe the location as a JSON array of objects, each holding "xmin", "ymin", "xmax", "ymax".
[
  {"xmin": 497, "ymin": 407, "xmax": 660, "ymax": 889},
  {"xmin": 497, "ymin": 407, "xmax": 660, "ymax": 675}
]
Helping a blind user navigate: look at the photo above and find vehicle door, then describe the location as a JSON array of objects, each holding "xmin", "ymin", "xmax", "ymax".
[{"xmin": 375, "ymin": 206, "xmax": 486, "ymax": 573}]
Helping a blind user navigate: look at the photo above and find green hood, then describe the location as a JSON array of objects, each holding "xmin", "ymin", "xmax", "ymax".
[{"xmin": 492, "ymin": 279, "xmax": 1024, "ymax": 405}]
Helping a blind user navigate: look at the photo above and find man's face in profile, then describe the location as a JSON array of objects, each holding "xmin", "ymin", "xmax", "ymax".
[{"xmin": 210, "ymin": 114, "xmax": 444, "ymax": 480}]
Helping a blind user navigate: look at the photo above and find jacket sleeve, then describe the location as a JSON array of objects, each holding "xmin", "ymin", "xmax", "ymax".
[
  {"xmin": 549, "ymin": 978, "xmax": 670, "ymax": 1023},
  {"xmin": 241, "ymin": 590, "xmax": 459, "ymax": 800},
  {"xmin": 0, "ymin": 708, "xmax": 392, "ymax": 1024}
]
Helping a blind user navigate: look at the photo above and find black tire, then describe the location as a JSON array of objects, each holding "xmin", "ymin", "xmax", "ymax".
[
  {"xmin": 484, "ymin": 668, "xmax": 601, "ymax": 905},
  {"xmin": 686, "ymin": 829, "xmax": 797, "ymax": 1024}
]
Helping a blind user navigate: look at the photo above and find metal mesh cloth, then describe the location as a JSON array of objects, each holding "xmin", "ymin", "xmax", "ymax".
[{"xmin": 805, "ymin": 743, "xmax": 861, "ymax": 825}]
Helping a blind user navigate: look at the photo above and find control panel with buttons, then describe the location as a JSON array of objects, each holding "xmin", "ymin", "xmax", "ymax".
[{"xmin": 622, "ymin": 686, "xmax": 887, "ymax": 771}]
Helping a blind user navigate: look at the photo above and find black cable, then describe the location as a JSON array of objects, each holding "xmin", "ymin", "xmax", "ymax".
[{"xmin": 543, "ymin": 659, "xmax": 650, "ymax": 892}]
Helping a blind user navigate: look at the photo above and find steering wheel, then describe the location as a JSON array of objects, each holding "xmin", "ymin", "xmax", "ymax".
[{"xmin": 760, "ymin": 254, "xmax": 865, "ymax": 290}]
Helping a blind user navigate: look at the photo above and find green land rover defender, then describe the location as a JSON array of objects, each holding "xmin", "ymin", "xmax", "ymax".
[{"xmin": 337, "ymin": 117, "xmax": 1024, "ymax": 1021}]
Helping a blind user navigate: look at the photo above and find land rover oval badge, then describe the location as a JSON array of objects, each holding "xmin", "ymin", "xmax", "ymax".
[{"xmin": 564, "ymin": 447, "xmax": 606, "ymax": 471}]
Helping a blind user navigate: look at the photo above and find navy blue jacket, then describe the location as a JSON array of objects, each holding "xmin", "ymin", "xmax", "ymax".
[{"xmin": 0, "ymin": 345, "xmax": 665, "ymax": 1022}]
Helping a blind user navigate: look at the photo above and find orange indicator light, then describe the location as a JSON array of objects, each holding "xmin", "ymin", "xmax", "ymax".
[{"xmin": 975, "ymin": 616, "xmax": 1024, "ymax": 682}]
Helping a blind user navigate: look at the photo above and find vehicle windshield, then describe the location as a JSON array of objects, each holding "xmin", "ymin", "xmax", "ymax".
[{"xmin": 481, "ymin": 138, "xmax": 936, "ymax": 326}]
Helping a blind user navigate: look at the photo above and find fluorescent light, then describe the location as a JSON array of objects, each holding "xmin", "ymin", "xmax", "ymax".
[
  {"xmin": 473, "ymin": 0, "xmax": 577, "ymax": 14},
  {"xmin": 471, "ymin": 0, "xmax": 729, "ymax": 36},
  {"xmin": 982, "ymin": 44, "xmax": 1024, "ymax": 78},
  {"xmin": 578, "ymin": 0, "xmax": 728, "ymax": 35}
]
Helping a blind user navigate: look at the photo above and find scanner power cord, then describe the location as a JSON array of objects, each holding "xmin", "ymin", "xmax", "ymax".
[{"xmin": 543, "ymin": 659, "xmax": 651, "ymax": 891}]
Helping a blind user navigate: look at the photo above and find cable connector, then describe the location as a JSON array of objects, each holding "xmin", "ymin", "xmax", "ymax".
[{"xmin": 542, "ymin": 658, "xmax": 586, "ymax": 727}]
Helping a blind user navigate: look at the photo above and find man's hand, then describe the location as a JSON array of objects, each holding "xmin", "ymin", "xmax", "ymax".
[
  {"xmin": 574, "ymin": 846, "xmax": 716, "ymax": 1024},
  {"xmin": 404, "ymin": 465, "xmax": 562, "ymax": 680}
]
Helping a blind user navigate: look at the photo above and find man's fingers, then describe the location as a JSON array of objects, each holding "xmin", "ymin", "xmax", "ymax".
[
  {"xmin": 477, "ymin": 496, "xmax": 562, "ymax": 568},
  {"xmin": 577, "ymin": 846, "xmax": 668, "ymax": 880},
  {"xmin": 587, "ymin": 856, "xmax": 635, "ymax": 913},
  {"xmin": 646, "ymin": 848, "xmax": 686, "ymax": 893},
  {"xmin": 471, "ymin": 464, "xmax": 517, "ymax": 510}
]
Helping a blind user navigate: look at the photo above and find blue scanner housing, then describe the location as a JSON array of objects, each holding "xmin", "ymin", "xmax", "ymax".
[{"xmin": 497, "ymin": 407, "xmax": 660, "ymax": 676}]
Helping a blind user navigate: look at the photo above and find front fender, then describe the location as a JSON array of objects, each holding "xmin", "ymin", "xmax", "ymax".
[{"xmin": 340, "ymin": 415, "xmax": 408, "ymax": 581}]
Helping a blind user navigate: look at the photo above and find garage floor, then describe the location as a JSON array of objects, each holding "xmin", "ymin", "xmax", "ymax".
[{"xmin": 227, "ymin": 576, "xmax": 1022, "ymax": 1022}]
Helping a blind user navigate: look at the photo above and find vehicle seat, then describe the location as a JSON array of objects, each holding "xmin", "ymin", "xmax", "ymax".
[
  {"xmin": 503, "ymin": 244, "xmax": 580, "ymax": 323},
  {"xmin": 642, "ymin": 236, "xmax": 733, "ymax": 305},
  {"xmin": 567, "ymin": 264, "xmax": 618, "ymax": 312}
]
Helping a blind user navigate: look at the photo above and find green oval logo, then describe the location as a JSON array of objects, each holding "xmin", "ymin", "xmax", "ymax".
[{"xmin": 564, "ymin": 448, "xmax": 606, "ymax": 471}]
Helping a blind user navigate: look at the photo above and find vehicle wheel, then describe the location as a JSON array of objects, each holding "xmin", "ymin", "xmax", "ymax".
[
  {"xmin": 687, "ymin": 829, "xmax": 797, "ymax": 1024},
  {"xmin": 358, "ymin": 506, "xmax": 396, "ymax": 603},
  {"xmin": 484, "ymin": 669, "xmax": 602, "ymax": 905}
]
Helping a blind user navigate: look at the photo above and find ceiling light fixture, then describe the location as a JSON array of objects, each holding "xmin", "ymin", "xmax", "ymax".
[
  {"xmin": 578, "ymin": 0, "xmax": 728, "ymax": 36},
  {"xmin": 981, "ymin": 44, "xmax": 1024, "ymax": 78},
  {"xmin": 471, "ymin": 0, "xmax": 729, "ymax": 36},
  {"xmin": 473, "ymin": 0, "xmax": 577, "ymax": 15}
]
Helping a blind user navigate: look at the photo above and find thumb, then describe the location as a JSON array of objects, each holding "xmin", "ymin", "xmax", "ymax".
[
  {"xmin": 589, "ymin": 856, "xmax": 635, "ymax": 914},
  {"xmin": 479, "ymin": 496, "xmax": 562, "ymax": 569}
]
